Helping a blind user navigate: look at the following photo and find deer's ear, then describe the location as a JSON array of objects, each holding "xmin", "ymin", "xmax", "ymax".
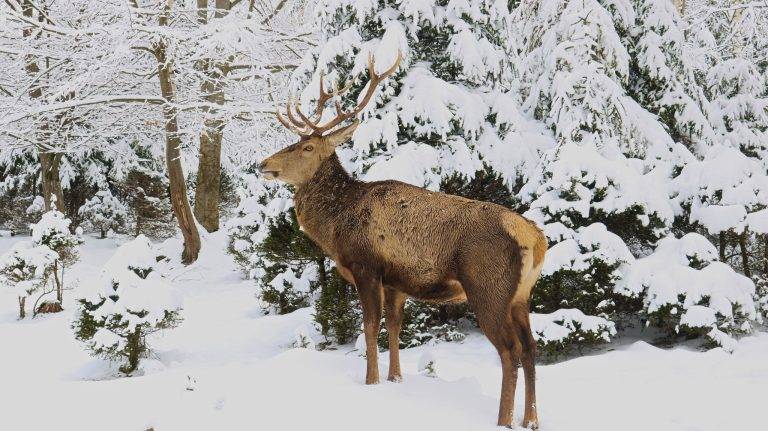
[{"xmin": 324, "ymin": 121, "xmax": 359, "ymax": 147}]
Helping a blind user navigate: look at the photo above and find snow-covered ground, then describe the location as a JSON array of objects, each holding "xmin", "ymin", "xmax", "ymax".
[{"xmin": 0, "ymin": 234, "xmax": 764, "ymax": 431}]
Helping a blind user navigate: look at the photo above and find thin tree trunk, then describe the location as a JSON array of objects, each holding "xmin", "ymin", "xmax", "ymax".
[
  {"xmin": 54, "ymin": 260, "xmax": 63, "ymax": 303},
  {"xmin": 123, "ymin": 326, "xmax": 143, "ymax": 374},
  {"xmin": 154, "ymin": 6, "xmax": 201, "ymax": 264},
  {"xmin": 22, "ymin": 1, "xmax": 64, "ymax": 213},
  {"xmin": 193, "ymin": 0, "xmax": 229, "ymax": 233},
  {"xmin": 18, "ymin": 296, "xmax": 26, "ymax": 319},
  {"xmin": 194, "ymin": 118, "xmax": 224, "ymax": 232},
  {"xmin": 719, "ymin": 231, "xmax": 727, "ymax": 262},
  {"xmin": 40, "ymin": 152, "xmax": 64, "ymax": 212},
  {"xmin": 739, "ymin": 228, "xmax": 751, "ymax": 278}
]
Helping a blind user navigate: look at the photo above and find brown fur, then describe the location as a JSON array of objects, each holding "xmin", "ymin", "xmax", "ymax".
[{"xmin": 259, "ymin": 131, "xmax": 547, "ymax": 428}]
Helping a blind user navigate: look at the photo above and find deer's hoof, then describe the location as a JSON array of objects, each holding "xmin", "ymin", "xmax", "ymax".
[
  {"xmin": 387, "ymin": 374, "xmax": 402, "ymax": 383},
  {"xmin": 523, "ymin": 419, "xmax": 539, "ymax": 430}
]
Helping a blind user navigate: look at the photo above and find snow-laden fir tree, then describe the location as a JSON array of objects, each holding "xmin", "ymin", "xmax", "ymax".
[
  {"xmin": 0, "ymin": 150, "xmax": 39, "ymax": 233},
  {"xmin": 515, "ymin": 0, "xmax": 681, "ymax": 340},
  {"xmin": 629, "ymin": 0, "xmax": 718, "ymax": 153},
  {"xmin": 0, "ymin": 208, "xmax": 81, "ymax": 316},
  {"xmin": 79, "ymin": 190, "xmax": 129, "ymax": 238},
  {"xmin": 117, "ymin": 142, "xmax": 175, "ymax": 239},
  {"xmin": 682, "ymin": 0, "xmax": 768, "ymax": 313},
  {"xmin": 74, "ymin": 235, "xmax": 181, "ymax": 374},
  {"xmin": 618, "ymin": 233, "xmax": 757, "ymax": 351},
  {"xmin": 0, "ymin": 241, "xmax": 56, "ymax": 318},
  {"xmin": 30, "ymin": 209, "xmax": 82, "ymax": 308},
  {"xmin": 513, "ymin": 0, "xmax": 758, "ymax": 351}
]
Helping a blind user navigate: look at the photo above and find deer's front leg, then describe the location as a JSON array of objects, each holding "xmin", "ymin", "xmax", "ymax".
[
  {"xmin": 384, "ymin": 288, "xmax": 406, "ymax": 382},
  {"xmin": 352, "ymin": 265, "xmax": 383, "ymax": 385}
]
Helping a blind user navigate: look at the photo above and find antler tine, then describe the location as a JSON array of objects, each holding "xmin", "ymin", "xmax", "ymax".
[
  {"xmin": 274, "ymin": 100, "xmax": 311, "ymax": 137},
  {"xmin": 350, "ymin": 50, "xmax": 402, "ymax": 114},
  {"xmin": 333, "ymin": 80, "xmax": 353, "ymax": 98},
  {"xmin": 293, "ymin": 99, "xmax": 326, "ymax": 135},
  {"xmin": 311, "ymin": 71, "xmax": 333, "ymax": 122},
  {"xmin": 285, "ymin": 96, "xmax": 309, "ymax": 129},
  {"xmin": 375, "ymin": 50, "xmax": 403, "ymax": 81}
]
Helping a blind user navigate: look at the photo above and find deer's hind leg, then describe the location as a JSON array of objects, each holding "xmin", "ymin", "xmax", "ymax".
[
  {"xmin": 512, "ymin": 305, "xmax": 538, "ymax": 429},
  {"xmin": 496, "ymin": 336, "xmax": 522, "ymax": 428},
  {"xmin": 466, "ymin": 291, "xmax": 523, "ymax": 428},
  {"xmin": 384, "ymin": 288, "xmax": 407, "ymax": 382},
  {"xmin": 460, "ymin": 240, "xmax": 526, "ymax": 428}
]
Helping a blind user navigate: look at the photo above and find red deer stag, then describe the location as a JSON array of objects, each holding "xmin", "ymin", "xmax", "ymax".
[{"xmin": 258, "ymin": 52, "xmax": 547, "ymax": 428}]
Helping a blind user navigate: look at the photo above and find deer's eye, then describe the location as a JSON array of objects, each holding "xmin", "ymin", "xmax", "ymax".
[{"xmin": 303, "ymin": 145, "xmax": 314, "ymax": 152}]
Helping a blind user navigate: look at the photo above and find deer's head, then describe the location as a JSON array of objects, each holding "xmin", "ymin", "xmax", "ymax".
[{"xmin": 259, "ymin": 52, "xmax": 401, "ymax": 187}]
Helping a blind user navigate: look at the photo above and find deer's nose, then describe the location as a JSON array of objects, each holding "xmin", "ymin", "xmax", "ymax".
[{"xmin": 257, "ymin": 160, "xmax": 267, "ymax": 173}]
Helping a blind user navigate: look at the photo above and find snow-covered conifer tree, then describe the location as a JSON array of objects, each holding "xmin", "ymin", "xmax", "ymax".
[
  {"xmin": 79, "ymin": 190, "xmax": 129, "ymax": 238},
  {"xmin": 30, "ymin": 208, "xmax": 82, "ymax": 307},
  {"xmin": 630, "ymin": 0, "xmax": 718, "ymax": 153},
  {"xmin": 0, "ymin": 150, "xmax": 39, "ymax": 233},
  {"xmin": 0, "ymin": 241, "xmax": 56, "ymax": 318},
  {"xmin": 74, "ymin": 235, "xmax": 181, "ymax": 374}
]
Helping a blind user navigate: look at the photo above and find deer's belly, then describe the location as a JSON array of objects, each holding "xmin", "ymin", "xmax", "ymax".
[
  {"xmin": 386, "ymin": 275, "xmax": 467, "ymax": 305},
  {"xmin": 409, "ymin": 279, "xmax": 467, "ymax": 304}
]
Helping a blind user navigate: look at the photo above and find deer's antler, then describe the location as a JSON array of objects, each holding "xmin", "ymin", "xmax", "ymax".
[{"xmin": 275, "ymin": 50, "xmax": 402, "ymax": 137}]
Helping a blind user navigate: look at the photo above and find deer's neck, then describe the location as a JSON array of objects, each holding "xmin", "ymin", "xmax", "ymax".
[{"xmin": 293, "ymin": 154, "xmax": 358, "ymax": 256}]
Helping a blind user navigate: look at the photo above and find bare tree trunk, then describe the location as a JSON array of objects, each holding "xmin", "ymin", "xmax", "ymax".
[
  {"xmin": 22, "ymin": 0, "xmax": 64, "ymax": 213},
  {"xmin": 739, "ymin": 228, "xmax": 751, "ymax": 278},
  {"xmin": 194, "ymin": 113, "xmax": 224, "ymax": 232},
  {"xmin": 193, "ymin": 0, "xmax": 230, "ymax": 233},
  {"xmin": 40, "ymin": 153, "xmax": 64, "ymax": 212},
  {"xmin": 719, "ymin": 231, "xmax": 727, "ymax": 262},
  {"xmin": 54, "ymin": 260, "xmax": 63, "ymax": 303},
  {"xmin": 763, "ymin": 234, "xmax": 768, "ymax": 275},
  {"xmin": 153, "ymin": 8, "xmax": 201, "ymax": 264},
  {"xmin": 18, "ymin": 296, "xmax": 26, "ymax": 319}
]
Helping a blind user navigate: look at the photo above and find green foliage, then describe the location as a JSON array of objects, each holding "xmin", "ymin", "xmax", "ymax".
[
  {"xmin": 555, "ymin": 179, "xmax": 666, "ymax": 251},
  {"xmin": 314, "ymin": 268, "xmax": 361, "ymax": 346},
  {"xmin": 255, "ymin": 209, "xmax": 363, "ymax": 346},
  {"xmin": 118, "ymin": 167, "xmax": 173, "ymax": 239},
  {"xmin": 0, "ymin": 151, "xmax": 39, "ymax": 234},
  {"xmin": 378, "ymin": 301, "xmax": 469, "ymax": 350},
  {"xmin": 440, "ymin": 165, "xmax": 519, "ymax": 209},
  {"xmin": 756, "ymin": 276, "xmax": 768, "ymax": 321},
  {"xmin": 256, "ymin": 211, "xmax": 321, "ymax": 315},
  {"xmin": 535, "ymin": 322, "xmax": 614, "ymax": 360}
]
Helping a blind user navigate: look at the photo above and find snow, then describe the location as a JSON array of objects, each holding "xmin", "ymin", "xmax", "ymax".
[
  {"xmin": 672, "ymin": 145, "xmax": 768, "ymax": 233},
  {"xmin": 524, "ymin": 141, "xmax": 675, "ymax": 235},
  {"xmin": 542, "ymin": 223, "xmax": 634, "ymax": 276},
  {"xmin": 1, "ymin": 234, "xmax": 766, "ymax": 431},
  {"xmin": 617, "ymin": 234, "xmax": 757, "ymax": 349}
]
